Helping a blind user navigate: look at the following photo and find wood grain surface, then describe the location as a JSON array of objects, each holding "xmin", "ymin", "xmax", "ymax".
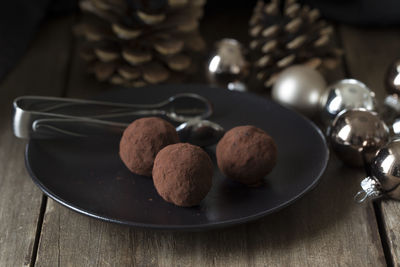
[
  {"xmin": 35, "ymin": 155, "xmax": 386, "ymax": 267},
  {"xmin": 0, "ymin": 17, "xmax": 73, "ymax": 267},
  {"xmin": 340, "ymin": 25, "xmax": 400, "ymax": 267},
  {"xmin": 33, "ymin": 21, "xmax": 387, "ymax": 267},
  {"xmin": 1, "ymin": 11, "xmax": 399, "ymax": 267}
]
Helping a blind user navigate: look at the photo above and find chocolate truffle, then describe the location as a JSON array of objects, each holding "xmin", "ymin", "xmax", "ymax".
[
  {"xmin": 216, "ymin": 125, "xmax": 277, "ymax": 186},
  {"xmin": 119, "ymin": 117, "xmax": 179, "ymax": 176},
  {"xmin": 152, "ymin": 143, "xmax": 213, "ymax": 207}
]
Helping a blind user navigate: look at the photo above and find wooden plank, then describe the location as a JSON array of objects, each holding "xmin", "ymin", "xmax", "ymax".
[
  {"xmin": 0, "ymin": 17, "xmax": 74, "ymax": 266},
  {"xmin": 339, "ymin": 26, "xmax": 400, "ymax": 103},
  {"xmin": 36, "ymin": 158, "xmax": 386, "ymax": 266},
  {"xmin": 379, "ymin": 200, "xmax": 400, "ymax": 266},
  {"xmin": 35, "ymin": 19, "xmax": 387, "ymax": 266},
  {"xmin": 340, "ymin": 25, "xmax": 400, "ymax": 266}
]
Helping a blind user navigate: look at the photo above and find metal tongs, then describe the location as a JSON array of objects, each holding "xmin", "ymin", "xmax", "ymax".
[{"xmin": 13, "ymin": 93, "xmax": 213, "ymax": 139}]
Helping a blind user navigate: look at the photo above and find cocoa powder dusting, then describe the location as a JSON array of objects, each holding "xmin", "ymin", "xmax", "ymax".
[
  {"xmin": 216, "ymin": 125, "xmax": 277, "ymax": 186},
  {"xmin": 119, "ymin": 117, "xmax": 179, "ymax": 177},
  {"xmin": 152, "ymin": 143, "xmax": 213, "ymax": 207}
]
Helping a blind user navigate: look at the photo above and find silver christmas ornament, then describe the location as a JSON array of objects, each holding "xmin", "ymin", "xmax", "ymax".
[
  {"xmin": 355, "ymin": 139, "xmax": 400, "ymax": 202},
  {"xmin": 385, "ymin": 58, "xmax": 400, "ymax": 96},
  {"xmin": 392, "ymin": 117, "xmax": 400, "ymax": 136},
  {"xmin": 271, "ymin": 65, "xmax": 327, "ymax": 117},
  {"xmin": 382, "ymin": 59, "xmax": 400, "ymax": 124},
  {"xmin": 329, "ymin": 109, "xmax": 390, "ymax": 167},
  {"xmin": 206, "ymin": 38, "xmax": 249, "ymax": 91},
  {"xmin": 320, "ymin": 79, "xmax": 376, "ymax": 125}
]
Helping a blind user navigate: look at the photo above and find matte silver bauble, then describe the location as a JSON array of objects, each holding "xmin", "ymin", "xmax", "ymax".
[
  {"xmin": 355, "ymin": 139, "xmax": 400, "ymax": 202},
  {"xmin": 271, "ymin": 65, "xmax": 326, "ymax": 117},
  {"xmin": 385, "ymin": 58, "xmax": 400, "ymax": 95},
  {"xmin": 206, "ymin": 39, "xmax": 249, "ymax": 91},
  {"xmin": 329, "ymin": 109, "xmax": 389, "ymax": 167},
  {"xmin": 320, "ymin": 79, "xmax": 376, "ymax": 125}
]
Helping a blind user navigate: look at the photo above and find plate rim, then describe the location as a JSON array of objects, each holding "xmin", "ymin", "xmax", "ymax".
[{"xmin": 24, "ymin": 85, "xmax": 330, "ymax": 231}]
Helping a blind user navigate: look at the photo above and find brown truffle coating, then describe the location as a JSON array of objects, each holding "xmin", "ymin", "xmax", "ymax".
[
  {"xmin": 152, "ymin": 143, "xmax": 213, "ymax": 207},
  {"xmin": 119, "ymin": 117, "xmax": 179, "ymax": 176},
  {"xmin": 216, "ymin": 125, "xmax": 277, "ymax": 186}
]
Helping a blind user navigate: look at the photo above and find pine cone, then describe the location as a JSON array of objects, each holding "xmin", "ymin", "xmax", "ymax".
[
  {"xmin": 249, "ymin": 0, "xmax": 342, "ymax": 89},
  {"xmin": 75, "ymin": 0, "xmax": 206, "ymax": 87}
]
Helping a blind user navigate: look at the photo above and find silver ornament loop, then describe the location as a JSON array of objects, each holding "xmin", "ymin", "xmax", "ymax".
[
  {"xmin": 354, "ymin": 176, "xmax": 382, "ymax": 203},
  {"xmin": 354, "ymin": 191, "xmax": 369, "ymax": 203}
]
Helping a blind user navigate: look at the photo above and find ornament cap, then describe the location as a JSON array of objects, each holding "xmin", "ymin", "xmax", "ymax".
[{"xmin": 354, "ymin": 176, "xmax": 382, "ymax": 203}]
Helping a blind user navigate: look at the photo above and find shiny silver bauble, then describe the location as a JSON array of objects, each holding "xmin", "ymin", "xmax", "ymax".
[
  {"xmin": 370, "ymin": 139, "xmax": 400, "ymax": 199},
  {"xmin": 383, "ymin": 59, "xmax": 400, "ymax": 123},
  {"xmin": 271, "ymin": 65, "xmax": 327, "ymax": 117},
  {"xmin": 206, "ymin": 38, "xmax": 249, "ymax": 91},
  {"xmin": 355, "ymin": 139, "xmax": 400, "ymax": 202},
  {"xmin": 385, "ymin": 58, "xmax": 400, "ymax": 95},
  {"xmin": 329, "ymin": 109, "xmax": 390, "ymax": 167},
  {"xmin": 320, "ymin": 79, "xmax": 376, "ymax": 125},
  {"xmin": 392, "ymin": 117, "xmax": 400, "ymax": 136}
]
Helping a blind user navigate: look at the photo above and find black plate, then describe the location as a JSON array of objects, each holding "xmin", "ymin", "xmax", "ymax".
[{"xmin": 25, "ymin": 84, "xmax": 329, "ymax": 230}]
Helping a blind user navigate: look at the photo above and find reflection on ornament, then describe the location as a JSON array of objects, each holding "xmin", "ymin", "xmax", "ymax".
[
  {"xmin": 385, "ymin": 58, "xmax": 400, "ymax": 95},
  {"xmin": 393, "ymin": 118, "xmax": 400, "ymax": 135},
  {"xmin": 208, "ymin": 56, "xmax": 221, "ymax": 73},
  {"xmin": 355, "ymin": 139, "xmax": 400, "ymax": 202},
  {"xmin": 395, "ymin": 75, "xmax": 400, "ymax": 87},
  {"xmin": 329, "ymin": 109, "xmax": 389, "ymax": 167},
  {"xmin": 320, "ymin": 79, "xmax": 376, "ymax": 125},
  {"xmin": 382, "ymin": 59, "xmax": 400, "ymax": 125},
  {"xmin": 271, "ymin": 65, "xmax": 326, "ymax": 117},
  {"xmin": 206, "ymin": 39, "xmax": 249, "ymax": 91}
]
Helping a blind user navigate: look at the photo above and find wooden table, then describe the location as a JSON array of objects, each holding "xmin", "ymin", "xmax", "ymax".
[{"xmin": 1, "ymin": 11, "xmax": 400, "ymax": 267}]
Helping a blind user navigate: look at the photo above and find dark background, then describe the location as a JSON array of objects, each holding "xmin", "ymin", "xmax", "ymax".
[{"xmin": 1, "ymin": 0, "xmax": 399, "ymax": 83}]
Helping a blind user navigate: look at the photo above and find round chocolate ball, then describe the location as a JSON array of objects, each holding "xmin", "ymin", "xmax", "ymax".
[
  {"xmin": 152, "ymin": 143, "xmax": 213, "ymax": 207},
  {"xmin": 216, "ymin": 125, "xmax": 277, "ymax": 186},
  {"xmin": 119, "ymin": 117, "xmax": 179, "ymax": 176}
]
